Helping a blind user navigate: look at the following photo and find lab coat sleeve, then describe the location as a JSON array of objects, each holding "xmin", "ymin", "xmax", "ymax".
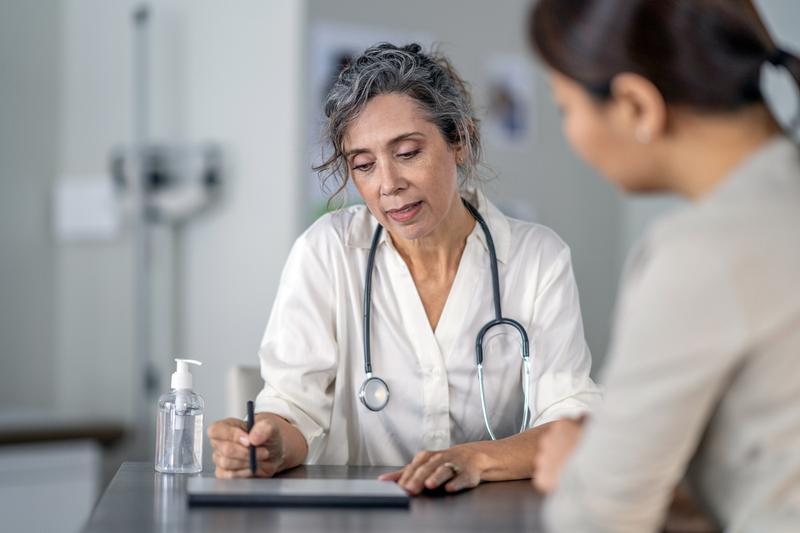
[
  {"xmin": 529, "ymin": 243, "xmax": 602, "ymax": 427},
  {"xmin": 254, "ymin": 228, "xmax": 338, "ymax": 464},
  {"xmin": 544, "ymin": 239, "xmax": 745, "ymax": 533}
]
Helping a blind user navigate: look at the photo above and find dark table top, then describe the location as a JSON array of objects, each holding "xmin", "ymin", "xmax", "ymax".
[{"xmin": 83, "ymin": 462, "xmax": 545, "ymax": 532}]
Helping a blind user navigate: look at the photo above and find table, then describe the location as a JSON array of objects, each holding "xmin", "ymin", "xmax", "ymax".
[{"xmin": 83, "ymin": 462, "xmax": 546, "ymax": 532}]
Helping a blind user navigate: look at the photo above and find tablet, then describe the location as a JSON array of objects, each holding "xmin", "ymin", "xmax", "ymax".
[{"xmin": 186, "ymin": 476, "xmax": 410, "ymax": 508}]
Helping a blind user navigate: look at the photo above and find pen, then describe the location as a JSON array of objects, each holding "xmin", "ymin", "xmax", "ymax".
[{"xmin": 246, "ymin": 400, "xmax": 256, "ymax": 475}]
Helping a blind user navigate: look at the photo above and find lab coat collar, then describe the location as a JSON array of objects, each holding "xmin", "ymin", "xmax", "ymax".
[{"xmin": 344, "ymin": 188, "xmax": 511, "ymax": 264}]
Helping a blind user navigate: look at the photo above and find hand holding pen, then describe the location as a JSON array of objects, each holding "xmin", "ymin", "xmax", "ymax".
[{"xmin": 207, "ymin": 405, "xmax": 298, "ymax": 479}]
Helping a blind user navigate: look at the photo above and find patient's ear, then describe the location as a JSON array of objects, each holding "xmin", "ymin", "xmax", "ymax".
[{"xmin": 608, "ymin": 73, "xmax": 668, "ymax": 144}]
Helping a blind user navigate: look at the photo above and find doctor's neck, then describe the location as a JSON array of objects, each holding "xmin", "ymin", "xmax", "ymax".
[{"xmin": 389, "ymin": 195, "xmax": 475, "ymax": 279}]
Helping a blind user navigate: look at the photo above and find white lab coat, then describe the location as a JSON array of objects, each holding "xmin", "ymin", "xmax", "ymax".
[{"xmin": 255, "ymin": 189, "xmax": 601, "ymax": 465}]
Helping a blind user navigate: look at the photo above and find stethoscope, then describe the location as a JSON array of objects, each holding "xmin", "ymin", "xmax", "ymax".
[{"xmin": 358, "ymin": 198, "xmax": 532, "ymax": 440}]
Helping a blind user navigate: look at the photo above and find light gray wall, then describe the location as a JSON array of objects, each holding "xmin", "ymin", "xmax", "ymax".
[
  {"xmin": 50, "ymin": 0, "xmax": 306, "ymax": 455},
  {"xmin": 758, "ymin": 0, "xmax": 800, "ymax": 63},
  {"xmin": 308, "ymin": 0, "xmax": 624, "ymax": 374},
  {"xmin": 0, "ymin": 0, "xmax": 61, "ymax": 408},
  {"xmin": 54, "ymin": 0, "xmax": 137, "ymax": 421}
]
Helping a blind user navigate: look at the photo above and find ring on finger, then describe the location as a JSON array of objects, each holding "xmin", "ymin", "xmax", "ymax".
[{"xmin": 442, "ymin": 462, "xmax": 461, "ymax": 476}]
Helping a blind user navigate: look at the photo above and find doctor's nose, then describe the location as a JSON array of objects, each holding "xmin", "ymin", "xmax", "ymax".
[{"xmin": 378, "ymin": 161, "xmax": 407, "ymax": 196}]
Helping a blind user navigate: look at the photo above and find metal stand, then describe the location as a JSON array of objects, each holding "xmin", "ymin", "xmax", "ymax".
[{"xmin": 111, "ymin": 4, "xmax": 223, "ymax": 460}]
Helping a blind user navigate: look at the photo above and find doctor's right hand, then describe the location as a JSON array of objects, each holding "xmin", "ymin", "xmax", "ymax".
[{"xmin": 208, "ymin": 413, "xmax": 289, "ymax": 478}]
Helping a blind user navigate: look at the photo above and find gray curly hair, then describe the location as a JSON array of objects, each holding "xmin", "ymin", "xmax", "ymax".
[{"xmin": 313, "ymin": 42, "xmax": 482, "ymax": 205}]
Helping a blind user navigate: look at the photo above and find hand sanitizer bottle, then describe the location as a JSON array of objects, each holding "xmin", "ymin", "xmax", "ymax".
[{"xmin": 155, "ymin": 358, "xmax": 204, "ymax": 474}]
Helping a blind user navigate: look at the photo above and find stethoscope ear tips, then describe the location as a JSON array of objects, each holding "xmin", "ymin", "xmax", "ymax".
[{"xmin": 359, "ymin": 375, "xmax": 390, "ymax": 411}]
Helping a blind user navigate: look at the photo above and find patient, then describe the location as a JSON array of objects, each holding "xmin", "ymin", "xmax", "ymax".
[{"xmin": 527, "ymin": 0, "xmax": 800, "ymax": 531}]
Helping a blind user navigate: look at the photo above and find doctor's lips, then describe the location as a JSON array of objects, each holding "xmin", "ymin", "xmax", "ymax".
[{"xmin": 385, "ymin": 201, "xmax": 423, "ymax": 223}]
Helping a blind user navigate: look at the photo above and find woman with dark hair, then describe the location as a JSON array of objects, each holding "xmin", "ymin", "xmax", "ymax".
[
  {"xmin": 208, "ymin": 43, "xmax": 601, "ymax": 495},
  {"xmin": 527, "ymin": 0, "xmax": 800, "ymax": 531}
]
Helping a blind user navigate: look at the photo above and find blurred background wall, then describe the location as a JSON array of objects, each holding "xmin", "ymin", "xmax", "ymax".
[
  {"xmin": 1, "ymin": 0, "xmax": 307, "ymax": 530},
  {"xmin": 1, "ymin": 0, "xmax": 62, "ymax": 411},
  {"xmin": 1, "ymin": 1, "xmax": 798, "ymax": 531},
  {"xmin": 51, "ymin": 0, "xmax": 307, "ymax": 444}
]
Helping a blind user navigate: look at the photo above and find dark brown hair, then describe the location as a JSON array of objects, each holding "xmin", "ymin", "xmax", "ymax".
[{"xmin": 529, "ymin": 0, "xmax": 800, "ymax": 118}]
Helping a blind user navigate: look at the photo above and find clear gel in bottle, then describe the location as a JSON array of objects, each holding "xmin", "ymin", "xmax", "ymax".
[{"xmin": 155, "ymin": 358, "xmax": 204, "ymax": 474}]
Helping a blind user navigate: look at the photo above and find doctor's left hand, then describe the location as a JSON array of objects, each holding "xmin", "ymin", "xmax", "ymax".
[{"xmin": 378, "ymin": 444, "xmax": 489, "ymax": 495}]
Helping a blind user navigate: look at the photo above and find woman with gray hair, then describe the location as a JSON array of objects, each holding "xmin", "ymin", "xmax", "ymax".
[{"xmin": 209, "ymin": 43, "xmax": 600, "ymax": 494}]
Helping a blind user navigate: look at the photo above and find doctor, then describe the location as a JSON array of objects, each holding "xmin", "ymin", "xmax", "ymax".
[{"xmin": 209, "ymin": 43, "xmax": 600, "ymax": 494}]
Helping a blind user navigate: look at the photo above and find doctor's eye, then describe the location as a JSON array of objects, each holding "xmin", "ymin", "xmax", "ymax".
[
  {"xmin": 350, "ymin": 157, "xmax": 375, "ymax": 173},
  {"xmin": 397, "ymin": 149, "xmax": 421, "ymax": 160},
  {"xmin": 353, "ymin": 162, "xmax": 375, "ymax": 173}
]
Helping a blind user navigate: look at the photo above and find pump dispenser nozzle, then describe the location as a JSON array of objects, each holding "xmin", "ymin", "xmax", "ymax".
[{"xmin": 171, "ymin": 358, "xmax": 202, "ymax": 390}]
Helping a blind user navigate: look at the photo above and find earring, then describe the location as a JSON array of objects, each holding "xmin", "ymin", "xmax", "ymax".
[{"xmin": 635, "ymin": 127, "xmax": 652, "ymax": 144}]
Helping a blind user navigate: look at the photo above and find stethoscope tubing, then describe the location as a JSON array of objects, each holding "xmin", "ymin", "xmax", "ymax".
[{"xmin": 360, "ymin": 198, "xmax": 532, "ymax": 438}]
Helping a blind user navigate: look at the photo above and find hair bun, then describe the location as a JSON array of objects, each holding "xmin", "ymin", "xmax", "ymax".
[{"xmin": 766, "ymin": 48, "xmax": 792, "ymax": 67}]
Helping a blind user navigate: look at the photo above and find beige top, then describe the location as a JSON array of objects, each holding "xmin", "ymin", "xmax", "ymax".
[{"xmin": 545, "ymin": 137, "xmax": 800, "ymax": 533}]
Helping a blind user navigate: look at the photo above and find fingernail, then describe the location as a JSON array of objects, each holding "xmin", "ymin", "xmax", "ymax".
[{"xmin": 239, "ymin": 436, "xmax": 250, "ymax": 446}]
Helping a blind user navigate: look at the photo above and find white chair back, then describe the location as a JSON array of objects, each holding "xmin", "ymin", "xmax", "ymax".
[{"xmin": 225, "ymin": 366, "xmax": 264, "ymax": 418}]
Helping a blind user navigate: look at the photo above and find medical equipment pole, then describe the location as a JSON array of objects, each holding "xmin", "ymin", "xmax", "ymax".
[{"xmin": 131, "ymin": 4, "xmax": 155, "ymax": 457}]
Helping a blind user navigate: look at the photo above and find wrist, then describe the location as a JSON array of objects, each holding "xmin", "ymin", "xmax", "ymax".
[
  {"xmin": 461, "ymin": 441, "xmax": 496, "ymax": 482},
  {"xmin": 469, "ymin": 435, "xmax": 534, "ymax": 482},
  {"xmin": 270, "ymin": 414, "xmax": 307, "ymax": 470}
]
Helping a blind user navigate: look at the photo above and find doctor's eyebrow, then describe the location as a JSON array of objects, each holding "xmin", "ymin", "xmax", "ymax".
[{"xmin": 344, "ymin": 131, "xmax": 426, "ymax": 159}]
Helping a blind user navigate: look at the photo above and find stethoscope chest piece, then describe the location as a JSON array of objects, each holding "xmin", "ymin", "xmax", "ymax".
[
  {"xmin": 358, "ymin": 199, "xmax": 532, "ymax": 439},
  {"xmin": 358, "ymin": 374, "xmax": 390, "ymax": 411}
]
